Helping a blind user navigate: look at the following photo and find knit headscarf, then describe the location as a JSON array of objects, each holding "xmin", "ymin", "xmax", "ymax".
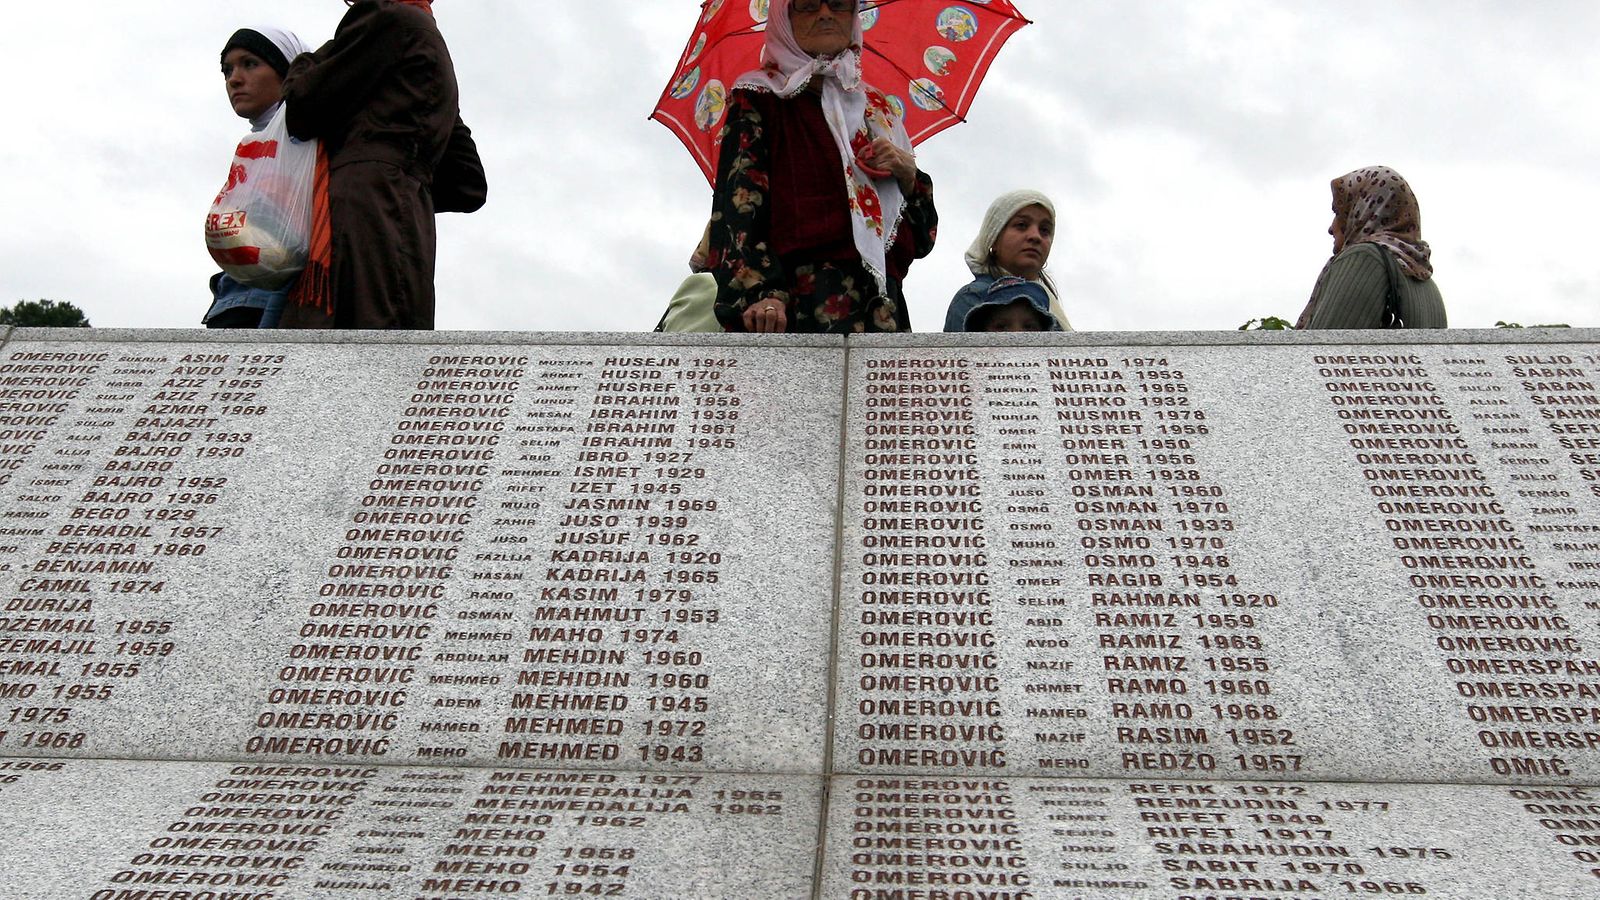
[
  {"xmin": 1296, "ymin": 166, "xmax": 1433, "ymax": 329},
  {"xmin": 221, "ymin": 26, "xmax": 310, "ymax": 80},
  {"xmin": 965, "ymin": 189, "xmax": 1055, "ymax": 277},
  {"xmin": 963, "ymin": 189, "xmax": 1070, "ymax": 330},
  {"xmin": 733, "ymin": 0, "xmax": 911, "ymax": 293}
]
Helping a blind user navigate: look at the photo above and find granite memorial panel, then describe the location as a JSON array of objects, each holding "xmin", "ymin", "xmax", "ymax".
[
  {"xmin": 0, "ymin": 330, "xmax": 841, "ymax": 772},
  {"xmin": 819, "ymin": 775, "xmax": 1600, "ymax": 898},
  {"xmin": 0, "ymin": 757, "xmax": 821, "ymax": 898},
  {"xmin": 837, "ymin": 333, "xmax": 1600, "ymax": 786},
  {"xmin": 3, "ymin": 327, "xmax": 1599, "ymax": 898}
]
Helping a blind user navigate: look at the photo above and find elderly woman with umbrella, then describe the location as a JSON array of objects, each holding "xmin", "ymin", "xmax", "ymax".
[{"xmin": 707, "ymin": 0, "xmax": 938, "ymax": 333}]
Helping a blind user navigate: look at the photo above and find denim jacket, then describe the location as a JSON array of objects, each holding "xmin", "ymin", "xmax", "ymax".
[{"xmin": 204, "ymin": 272, "xmax": 291, "ymax": 327}]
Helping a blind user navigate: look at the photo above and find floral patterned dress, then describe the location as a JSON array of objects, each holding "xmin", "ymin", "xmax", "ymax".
[{"xmin": 708, "ymin": 87, "xmax": 938, "ymax": 333}]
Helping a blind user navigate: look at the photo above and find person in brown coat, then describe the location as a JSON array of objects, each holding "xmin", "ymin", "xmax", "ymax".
[{"xmin": 279, "ymin": 0, "xmax": 486, "ymax": 329}]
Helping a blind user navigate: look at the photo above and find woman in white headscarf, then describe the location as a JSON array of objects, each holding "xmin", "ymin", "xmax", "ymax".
[
  {"xmin": 708, "ymin": 0, "xmax": 938, "ymax": 333},
  {"xmin": 220, "ymin": 27, "xmax": 311, "ymax": 128},
  {"xmin": 204, "ymin": 26, "xmax": 313, "ymax": 328},
  {"xmin": 944, "ymin": 189, "xmax": 1072, "ymax": 331}
]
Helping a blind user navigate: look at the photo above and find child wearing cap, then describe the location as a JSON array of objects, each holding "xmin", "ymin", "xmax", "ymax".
[{"xmin": 952, "ymin": 275, "xmax": 1060, "ymax": 333}]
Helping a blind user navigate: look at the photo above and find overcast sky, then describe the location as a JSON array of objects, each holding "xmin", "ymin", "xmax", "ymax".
[{"xmin": 3, "ymin": 1, "xmax": 1595, "ymax": 332}]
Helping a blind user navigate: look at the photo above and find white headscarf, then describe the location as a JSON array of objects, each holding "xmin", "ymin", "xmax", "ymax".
[
  {"xmin": 228, "ymin": 26, "xmax": 313, "ymax": 129},
  {"xmin": 252, "ymin": 25, "xmax": 312, "ymax": 69},
  {"xmin": 963, "ymin": 189, "xmax": 1071, "ymax": 330},
  {"xmin": 733, "ymin": 0, "xmax": 912, "ymax": 293}
]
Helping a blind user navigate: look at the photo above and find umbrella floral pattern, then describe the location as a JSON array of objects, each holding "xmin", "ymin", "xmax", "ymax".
[{"xmin": 652, "ymin": 0, "xmax": 1033, "ymax": 184}]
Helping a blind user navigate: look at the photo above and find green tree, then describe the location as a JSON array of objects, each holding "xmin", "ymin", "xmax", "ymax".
[
  {"xmin": 0, "ymin": 299, "xmax": 90, "ymax": 328},
  {"xmin": 1238, "ymin": 316, "xmax": 1294, "ymax": 331}
]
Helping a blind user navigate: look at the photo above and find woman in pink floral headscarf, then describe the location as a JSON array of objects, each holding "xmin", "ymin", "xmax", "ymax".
[
  {"xmin": 707, "ymin": 0, "xmax": 938, "ymax": 333},
  {"xmin": 1296, "ymin": 166, "xmax": 1446, "ymax": 329}
]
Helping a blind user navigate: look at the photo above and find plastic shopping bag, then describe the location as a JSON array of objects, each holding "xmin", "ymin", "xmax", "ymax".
[{"xmin": 205, "ymin": 106, "xmax": 316, "ymax": 289}]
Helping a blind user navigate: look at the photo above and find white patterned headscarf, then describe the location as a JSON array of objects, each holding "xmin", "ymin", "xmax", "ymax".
[{"xmin": 733, "ymin": 0, "xmax": 912, "ymax": 293}]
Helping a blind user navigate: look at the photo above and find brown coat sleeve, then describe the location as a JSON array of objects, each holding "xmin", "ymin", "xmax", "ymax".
[
  {"xmin": 282, "ymin": 2, "xmax": 409, "ymax": 141},
  {"xmin": 432, "ymin": 117, "xmax": 487, "ymax": 213}
]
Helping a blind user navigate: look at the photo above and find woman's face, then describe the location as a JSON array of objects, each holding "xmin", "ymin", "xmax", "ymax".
[
  {"xmin": 991, "ymin": 204, "xmax": 1055, "ymax": 279},
  {"xmin": 223, "ymin": 48, "xmax": 283, "ymax": 120},
  {"xmin": 790, "ymin": 0, "xmax": 855, "ymax": 57},
  {"xmin": 1329, "ymin": 202, "xmax": 1347, "ymax": 254}
]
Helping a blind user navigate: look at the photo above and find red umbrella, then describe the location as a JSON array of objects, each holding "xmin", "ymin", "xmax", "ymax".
[{"xmin": 651, "ymin": 0, "xmax": 1033, "ymax": 185}]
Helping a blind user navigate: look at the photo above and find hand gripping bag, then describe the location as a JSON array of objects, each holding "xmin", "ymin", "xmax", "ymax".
[{"xmin": 204, "ymin": 106, "xmax": 316, "ymax": 289}]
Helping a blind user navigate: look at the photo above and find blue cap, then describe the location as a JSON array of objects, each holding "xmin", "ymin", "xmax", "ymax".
[{"xmin": 959, "ymin": 276, "xmax": 1058, "ymax": 331}]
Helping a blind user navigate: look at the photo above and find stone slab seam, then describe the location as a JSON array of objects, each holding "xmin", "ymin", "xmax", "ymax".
[{"xmin": 809, "ymin": 341, "xmax": 855, "ymax": 899}]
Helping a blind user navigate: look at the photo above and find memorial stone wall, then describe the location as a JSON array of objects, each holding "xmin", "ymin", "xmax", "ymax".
[{"xmin": 0, "ymin": 325, "xmax": 1597, "ymax": 898}]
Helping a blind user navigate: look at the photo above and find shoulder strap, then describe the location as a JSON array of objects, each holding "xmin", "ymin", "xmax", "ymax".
[{"xmin": 1376, "ymin": 244, "xmax": 1405, "ymax": 329}]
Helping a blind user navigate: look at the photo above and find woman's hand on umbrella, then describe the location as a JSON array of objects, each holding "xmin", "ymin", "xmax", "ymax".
[
  {"xmin": 862, "ymin": 138, "xmax": 917, "ymax": 193},
  {"xmin": 743, "ymin": 297, "xmax": 788, "ymax": 334}
]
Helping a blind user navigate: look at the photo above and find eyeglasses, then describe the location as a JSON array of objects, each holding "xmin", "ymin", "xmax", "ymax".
[{"xmin": 791, "ymin": 0, "xmax": 857, "ymax": 14}]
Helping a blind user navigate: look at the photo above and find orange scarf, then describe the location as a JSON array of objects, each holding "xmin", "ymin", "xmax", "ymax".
[
  {"xmin": 288, "ymin": 144, "xmax": 334, "ymax": 319},
  {"xmin": 288, "ymin": 0, "xmax": 433, "ymax": 322}
]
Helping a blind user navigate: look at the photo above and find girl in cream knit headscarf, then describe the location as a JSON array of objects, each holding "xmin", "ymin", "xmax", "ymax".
[{"xmin": 945, "ymin": 189, "xmax": 1072, "ymax": 331}]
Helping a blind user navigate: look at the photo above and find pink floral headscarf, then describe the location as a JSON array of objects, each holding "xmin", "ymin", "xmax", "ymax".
[
  {"xmin": 1296, "ymin": 166, "xmax": 1433, "ymax": 328},
  {"xmin": 1330, "ymin": 166, "xmax": 1433, "ymax": 281},
  {"xmin": 733, "ymin": 0, "xmax": 912, "ymax": 293}
]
